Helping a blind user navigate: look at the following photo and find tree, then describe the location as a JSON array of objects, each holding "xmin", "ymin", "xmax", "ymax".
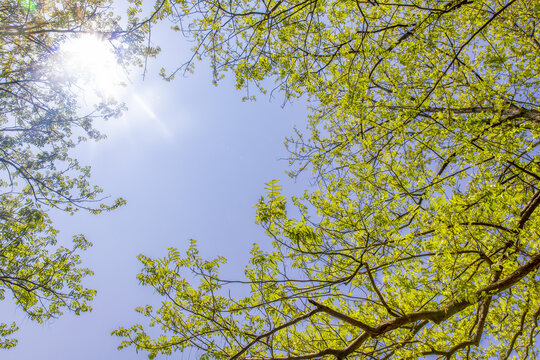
[
  {"xmin": 0, "ymin": 0, "xmax": 148, "ymax": 347},
  {"xmin": 114, "ymin": 0, "xmax": 540, "ymax": 359}
]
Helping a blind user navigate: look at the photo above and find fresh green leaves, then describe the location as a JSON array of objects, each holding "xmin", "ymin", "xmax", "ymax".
[
  {"xmin": 0, "ymin": 0, "xmax": 146, "ymax": 347},
  {"xmin": 117, "ymin": 1, "xmax": 540, "ymax": 359},
  {"xmin": 0, "ymin": 196, "xmax": 96, "ymax": 347}
]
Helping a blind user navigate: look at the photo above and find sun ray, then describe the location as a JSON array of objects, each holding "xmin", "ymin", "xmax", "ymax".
[{"xmin": 132, "ymin": 93, "xmax": 173, "ymax": 138}]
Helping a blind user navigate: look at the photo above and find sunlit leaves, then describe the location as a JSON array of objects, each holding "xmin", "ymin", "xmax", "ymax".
[
  {"xmin": 0, "ymin": 0, "xmax": 147, "ymax": 348},
  {"xmin": 0, "ymin": 196, "xmax": 96, "ymax": 346},
  {"xmin": 118, "ymin": 0, "xmax": 540, "ymax": 359}
]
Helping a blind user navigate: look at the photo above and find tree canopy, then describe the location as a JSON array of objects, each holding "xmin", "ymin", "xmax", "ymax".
[
  {"xmin": 0, "ymin": 0, "xmax": 148, "ymax": 347},
  {"xmin": 114, "ymin": 0, "xmax": 540, "ymax": 359}
]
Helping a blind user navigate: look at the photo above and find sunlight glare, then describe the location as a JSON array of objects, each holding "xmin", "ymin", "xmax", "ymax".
[
  {"xmin": 57, "ymin": 34, "xmax": 126, "ymax": 98},
  {"xmin": 132, "ymin": 93, "xmax": 173, "ymax": 138}
]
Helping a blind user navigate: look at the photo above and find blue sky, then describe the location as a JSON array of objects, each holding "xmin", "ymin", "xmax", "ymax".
[{"xmin": 3, "ymin": 10, "xmax": 309, "ymax": 360}]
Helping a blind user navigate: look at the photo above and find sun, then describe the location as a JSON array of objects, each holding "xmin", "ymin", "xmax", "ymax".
[{"xmin": 56, "ymin": 34, "xmax": 126, "ymax": 98}]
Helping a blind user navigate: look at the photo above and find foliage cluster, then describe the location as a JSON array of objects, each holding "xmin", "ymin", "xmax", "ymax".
[
  {"xmin": 0, "ymin": 0, "xmax": 148, "ymax": 346},
  {"xmin": 113, "ymin": 1, "xmax": 540, "ymax": 359}
]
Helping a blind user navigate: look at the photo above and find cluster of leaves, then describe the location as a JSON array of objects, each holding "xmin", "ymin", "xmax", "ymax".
[
  {"xmin": 0, "ymin": 198, "xmax": 95, "ymax": 348},
  {"xmin": 115, "ymin": 1, "xmax": 540, "ymax": 359},
  {"xmin": 1, "ymin": 0, "xmax": 132, "ymax": 213},
  {"xmin": 0, "ymin": 0, "xmax": 149, "ymax": 347}
]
